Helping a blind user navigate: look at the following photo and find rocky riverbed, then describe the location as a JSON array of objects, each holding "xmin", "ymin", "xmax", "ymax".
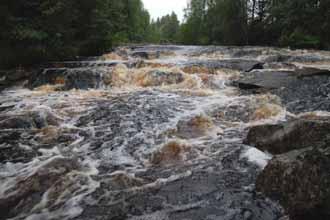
[{"xmin": 1, "ymin": 45, "xmax": 330, "ymax": 220}]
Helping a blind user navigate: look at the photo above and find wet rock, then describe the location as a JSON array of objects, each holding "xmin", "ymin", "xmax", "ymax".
[
  {"xmin": 236, "ymin": 68, "xmax": 330, "ymax": 113},
  {"xmin": 236, "ymin": 67, "xmax": 330, "ymax": 90},
  {"xmin": 236, "ymin": 70, "xmax": 297, "ymax": 90},
  {"xmin": 0, "ymin": 69, "xmax": 34, "ymax": 90},
  {"xmin": 45, "ymin": 61, "xmax": 120, "ymax": 69},
  {"xmin": 186, "ymin": 59, "xmax": 263, "ymax": 72},
  {"xmin": 245, "ymin": 118, "xmax": 330, "ymax": 154},
  {"xmin": 288, "ymin": 54, "xmax": 330, "ymax": 63},
  {"xmin": 256, "ymin": 145, "xmax": 330, "ymax": 220},
  {"xmin": 0, "ymin": 143, "xmax": 37, "ymax": 163},
  {"xmin": 64, "ymin": 68, "xmax": 106, "ymax": 90},
  {"xmin": 0, "ymin": 157, "xmax": 79, "ymax": 219},
  {"xmin": 29, "ymin": 67, "xmax": 112, "ymax": 90},
  {"xmin": 0, "ymin": 117, "xmax": 35, "ymax": 129},
  {"xmin": 296, "ymin": 67, "xmax": 330, "ymax": 77},
  {"xmin": 29, "ymin": 68, "xmax": 67, "ymax": 87},
  {"xmin": 0, "ymin": 108, "xmax": 61, "ymax": 130},
  {"xmin": 132, "ymin": 51, "xmax": 160, "ymax": 59},
  {"xmin": 0, "ymin": 131, "xmax": 39, "ymax": 163}
]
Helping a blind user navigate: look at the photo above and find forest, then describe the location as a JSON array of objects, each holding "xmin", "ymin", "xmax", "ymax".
[{"xmin": 1, "ymin": 0, "xmax": 330, "ymax": 68}]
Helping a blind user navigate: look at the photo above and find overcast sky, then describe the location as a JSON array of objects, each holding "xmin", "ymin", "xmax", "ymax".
[{"xmin": 142, "ymin": 0, "xmax": 188, "ymax": 22}]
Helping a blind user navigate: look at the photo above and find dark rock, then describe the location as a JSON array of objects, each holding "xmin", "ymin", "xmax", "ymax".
[
  {"xmin": 0, "ymin": 131, "xmax": 39, "ymax": 163},
  {"xmin": 0, "ymin": 109, "xmax": 61, "ymax": 130},
  {"xmin": 236, "ymin": 70, "xmax": 298, "ymax": 90},
  {"xmin": 296, "ymin": 67, "xmax": 330, "ymax": 77},
  {"xmin": 185, "ymin": 59, "xmax": 263, "ymax": 72},
  {"xmin": 256, "ymin": 145, "xmax": 330, "ymax": 220},
  {"xmin": 29, "ymin": 68, "xmax": 67, "ymax": 88},
  {"xmin": 0, "ymin": 117, "xmax": 35, "ymax": 129},
  {"xmin": 236, "ymin": 67, "xmax": 330, "ymax": 113},
  {"xmin": 288, "ymin": 54, "xmax": 330, "ymax": 63},
  {"xmin": 64, "ymin": 68, "xmax": 105, "ymax": 90},
  {"xmin": 44, "ymin": 61, "xmax": 121, "ymax": 69},
  {"xmin": 244, "ymin": 119, "xmax": 330, "ymax": 154},
  {"xmin": 236, "ymin": 67, "xmax": 330, "ymax": 90},
  {"xmin": 29, "ymin": 67, "xmax": 112, "ymax": 90},
  {"xmin": 262, "ymin": 62, "xmax": 296, "ymax": 70},
  {"xmin": 131, "ymin": 51, "xmax": 160, "ymax": 59},
  {"xmin": 0, "ymin": 157, "xmax": 79, "ymax": 219},
  {"xmin": 0, "ymin": 69, "xmax": 34, "ymax": 91}
]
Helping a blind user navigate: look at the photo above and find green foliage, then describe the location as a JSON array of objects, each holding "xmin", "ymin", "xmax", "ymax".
[
  {"xmin": 2, "ymin": 0, "xmax": 330, "ymax": 69},
  {"xmin": 180, "ymin": 0, "xmax": 330, "ymax": 49},
  {"xmin": 280, "ymin": 30, "xmax": 321, "ymax": 49},
  {"xmin": 180, "ymin": 0, "xmax": 208, "ymax": 45},
  {"xmin": 0, "ymin": 0, "xmax": 150, "ymax": 69}
]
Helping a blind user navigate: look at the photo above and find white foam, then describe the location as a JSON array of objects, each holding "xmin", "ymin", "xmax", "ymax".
[{"xmin": 241, "ymin": 147, "xmax": 272, "ymax": 169}]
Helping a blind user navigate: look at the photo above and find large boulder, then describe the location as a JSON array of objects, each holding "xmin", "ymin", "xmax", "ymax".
[
  {"xmin": 256, "ymin": 145, "xmax": 330, "ymax": 220},
  {"xmin": 236, "ymin": 70, "xmax": 297, "ymax": 90},
  {"xmin": 236, "ymin": 68, "xmax": 330, "ymax": 90},
  {"xmin": 236, "ymin": 67, "xmax": 330, "ymax": 113},
  {"xmin": 244, "ymin": 118, "xmax": 330, "ymax": 154}
]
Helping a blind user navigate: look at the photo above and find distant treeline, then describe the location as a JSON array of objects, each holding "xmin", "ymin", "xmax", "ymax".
[
  {"xmin": 178, "ymin": 0, "xmax": 330, "ymax": 49},
  {"xmin": 1, "ymin": 0, "xmax": 330, "ymax": 68}
]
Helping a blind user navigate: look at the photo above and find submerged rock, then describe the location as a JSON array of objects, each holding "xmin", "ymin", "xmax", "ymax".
[
  {"xmin": 244, "ymin": 118, "xmax": 330, "ymax": 154},
  {"xmin": 150, "ymin": 141, "xmax": 188, "ymax": 165},
  {"xmin": 176, "ymin": 115, "xmax": 215, "ymax": 139},
  {"xmin": 256, "ymin": 145, "xmax": 330, "ymax": 220}
]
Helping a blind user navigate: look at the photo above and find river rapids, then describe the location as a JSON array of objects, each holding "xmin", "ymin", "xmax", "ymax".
[{"xmin": 1, "ymin": 45, "xmax": 330, "ymax": 220}]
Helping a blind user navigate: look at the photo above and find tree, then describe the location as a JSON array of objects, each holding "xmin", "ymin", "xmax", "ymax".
[
  {"xmin": 147, "ymin": 12, "xmax": 180, "ymax": 44},
  {"xmin": 0, "ymin": 0, "xmax": 151, "ymax": 68}
]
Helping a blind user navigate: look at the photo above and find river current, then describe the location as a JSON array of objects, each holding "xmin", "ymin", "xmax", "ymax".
[{"xmin": 2, "ymin": 45, "xmax": 330, "ymax": 220}]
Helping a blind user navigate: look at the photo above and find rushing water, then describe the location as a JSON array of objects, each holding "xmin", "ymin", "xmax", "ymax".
[{"xmin": 2, "ymin": 45, "xmax": 330, "ymax": 220}]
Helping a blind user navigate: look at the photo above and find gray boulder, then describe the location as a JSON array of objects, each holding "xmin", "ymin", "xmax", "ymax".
[
  {"xmin": 236, "ymin": 68, "xmax": 330, "ymax": 113},
  {"xmin": 244, "ymin": 118, "xmax": 330, "ymax": 154},
  {"xmin": 256, "ymin": 145, "xmax": 330, "ymax": 220}
]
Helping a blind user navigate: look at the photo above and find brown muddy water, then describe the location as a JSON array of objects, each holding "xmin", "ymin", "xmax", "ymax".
[{"xmin": 1, "ymin": 45, "xmax": 330, "ymax": 220}]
